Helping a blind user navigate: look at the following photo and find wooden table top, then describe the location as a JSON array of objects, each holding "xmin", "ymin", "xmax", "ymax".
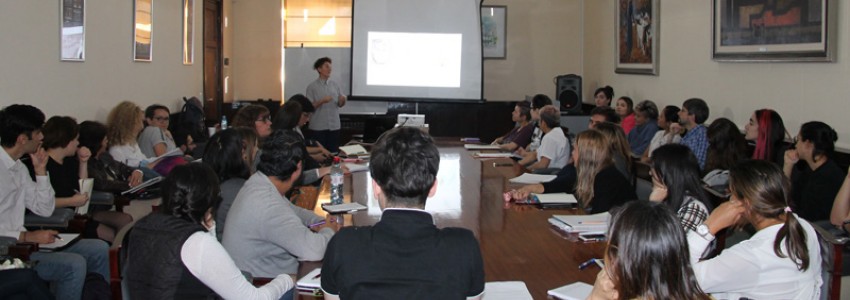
[{"xmin": 299, "ymin": 146, "xmax": 605, "ymax": 299}]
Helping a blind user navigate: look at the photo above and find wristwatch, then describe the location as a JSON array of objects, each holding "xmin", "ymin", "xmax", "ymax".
[{"xmin": 696, "ymin": 223, "xmax": 714, "ymax": 239}]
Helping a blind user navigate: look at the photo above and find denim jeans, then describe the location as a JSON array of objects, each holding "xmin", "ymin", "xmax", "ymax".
[{"xmin": 31, "ymin": 239, "xmax": 109, "ymax": 300}]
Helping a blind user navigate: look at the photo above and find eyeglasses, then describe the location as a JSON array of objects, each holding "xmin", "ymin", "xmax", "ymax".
[
  {"xmin": 153, "ymin": 116, "xmax": 169, "ymax": 121},
  {"xmin": 256, "ymin": 115, "xmax": 271, "ymax": 123}
]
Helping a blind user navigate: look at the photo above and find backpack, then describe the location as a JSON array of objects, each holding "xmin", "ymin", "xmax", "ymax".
[{"xmin": 169, "ymin": 97, "xmax": 207, "ymax": 147}]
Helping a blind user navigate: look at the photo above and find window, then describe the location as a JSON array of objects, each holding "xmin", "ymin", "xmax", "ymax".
[{"xmin": 284, "ymin": 0, "xmax": 351, "ymax": 48}]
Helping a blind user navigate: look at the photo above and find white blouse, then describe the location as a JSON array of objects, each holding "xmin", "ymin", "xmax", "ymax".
[
  {"xmin": 647, "ymin": 130, "xmax": 681, "ymax": 157},
  {"xmin": 687, "ymin": 216, "xmax": 822, "ymax": 300},
  {"xmin": 181, "ymin": 232, "xmax": 294, "ymax": 300}
]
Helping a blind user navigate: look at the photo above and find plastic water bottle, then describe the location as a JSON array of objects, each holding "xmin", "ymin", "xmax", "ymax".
[
  {"xmin": 330, "ymin": 157, "xmax": 344, "ymax": 205},
  {"xmin": 220, "ymin": 115, "xmax": 228, "ymax": 130}
]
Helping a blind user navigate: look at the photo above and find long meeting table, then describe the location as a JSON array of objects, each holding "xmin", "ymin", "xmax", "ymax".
[{"xmin": 300, "ymin": 144, "xmax": 605, "ymax": 299}]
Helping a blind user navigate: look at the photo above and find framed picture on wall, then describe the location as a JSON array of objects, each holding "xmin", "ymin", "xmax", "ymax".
[
  {"xmin": 60, "ymin": 0, "xmax": 85, "ymax": 61},
  {"xmin": 183, "ymin": 0, "xmax": 194, "ymax": 65},
  {"xmin": 712, "ymin": 0, "xmax": 835, "ymax": 62},
  {"xmin": 481, "ymin": 6, "xmax": 506, "ymax": 59},
  {"xmin": 616, "ymin": 0, "xmax": 658, "ymax": 75},
  {"xmin": 134, "ymin": 0, "xmax": 153, "ymax": 62}
]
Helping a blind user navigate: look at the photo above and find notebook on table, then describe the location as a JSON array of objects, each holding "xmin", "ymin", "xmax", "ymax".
[
  {"xmin": 296, "ymin": 268, "xmax": 322, "ymax": 294},
  {"xmin": 530, "ymin": 193, "xmax": 578, "ymax": 209},
  {"xmin": 547, "ymin": 282, "xmax": 593, "ymax": 300}
]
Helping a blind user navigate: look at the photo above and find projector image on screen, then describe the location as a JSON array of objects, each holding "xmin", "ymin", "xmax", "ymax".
[
  {"xmin": 366, "ymin": 32, "xmax": 462, "ymax": 88},
  {"xmin": 397, "ymin": 114, "xmax": 426, "ymax": 127}
]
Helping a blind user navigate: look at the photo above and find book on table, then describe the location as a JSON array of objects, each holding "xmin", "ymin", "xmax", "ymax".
[
  {"xmin": 550, "ymin": 212, "xmax": 611, "ymax": 233},
  {"xmin": 530, "ymin": 193, "xmax": 578, "ymax": 209},
  {"xmin": 296, "ymin": 268, "xmax": 322, "ymax": 294},
  {"xmin": 547, "ymin": 282, "xmax": 593, "ymax": 300},
  {"xmin": 339, "ymin": 144, "xmax": 369, "ymax": 156},
  {"xmin": 509, "ymin": 173, "xmax": 557, "ymax": 184}
]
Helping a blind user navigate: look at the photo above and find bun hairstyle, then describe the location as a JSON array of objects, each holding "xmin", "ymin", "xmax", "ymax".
[
  {"xmin": 160, "ymin": 163, "xmax": 222, "ymax": 226},
  {"xmin": 729, "ymin": 160, "xmax": 810, "ymax": 271},
  {"xmin": 595, "ymin": 86, "xmax": 615, "ymax": 104},
  {"xmin": 799, "ymin": 121, "xmax": 838, "ymax": 160}
]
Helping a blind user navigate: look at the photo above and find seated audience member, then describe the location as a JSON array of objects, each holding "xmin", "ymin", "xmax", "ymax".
[
  {"xmin": 512, "ymin": 130, "xmax": 635, "ymax": 214},
  {"xmin": 125, "ymin": 164, "xmax": 294, "ymax": 300},
  {"xmin": 649, "ymin": 144, "xmax": 712, "ymax": 231},
  {"xmin": 615, "ymin": 96, "xmax": 636, "ymax": 134},
  {"xmin": 830, "ymin": 165, "xmax": 850, "ymax": 230},
  {"xmin": 138, "ymin": 104, "xmax": 192, "ymax": 158},
  {"xmin": 321, "ymin": 127, "xmax": 485, "ymax": 299},
  {"xmin": 32, "ymin": 116, "xmax": 132, "ymax": 243},
  {"xmin": 223, "ymin": 130, "xmax": 339, "ymax": 278},
  {"xmin": 688, "ymin": 160, "xmax": 821, "ymax": 299},
  {"xmin": 79, "ymin": 121, "xmax": 144, "ymax": 192},
  {"xmin": 627, "ymin": 100, "xmax": 659, "ymax": 155},
  {"xmin": 202, "ymin": 128, "xmax": 257, "ymax": 239},
  {"xmin": 783, "ymin": 121, "xmax": 844, "ymax": 223},
  {"xmin": 519, "ymin": 94, "xmax": 554, "ymax": 156},
  {"xmin": 588, "ymin": 106, "xmax": 620, "ymax": 129},
  {"xmin": 232, "ymin": 104, "xmax": 273, "ymax": 140},
  {"xmin": 641, "ymin": 105, "xmax": 681, "ymax": 162},
  {"xmin": 518, "ymin": 105, "xmax": 569, "ymax": 173},
  {"xmin": 744, "ymin": 109, "xmax": 788, "ymax": 165},
  {"xmin": 0, "ymin": 269, "xmax": 54, "ymax": 300},
  {"xmin": 106, "ymin": 101, "xmax": 162, "ymax": 177},
  {"xmin": 0, "ymin": 104, "xmax": 109, "ymax": 300},
  {"xmin": 284, "ymin": 94, "xmax": 332, "ymax": 162},
  {"xmin": 588, "ymin": 201, "xmax": 711, "ymax": 300},
  {"xmin": 492, "ymin": 101, "xmax": 534, "ymax": 151},
  {"xmin": 593, "ymin": 85, "xmax": 614, "ymax": 107},
  {"xmin": 594, "ymin": 122, "xmax": 632, "ymax": 179},
  {"xmin": 676, "ymin": 98, "xmax": 710, "ymax": 169},
  {"xmin": 704, "ymin": 118, "xmax": 746, "ymax": 175},
  {"xmin": 272, "ymin": 100, "xmax": 335, "ymax": 186}
]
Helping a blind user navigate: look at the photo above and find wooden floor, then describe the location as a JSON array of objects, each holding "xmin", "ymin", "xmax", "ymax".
[{"xmin": 300, "ymin": 145, "xmax": 605, "ymax": 299}]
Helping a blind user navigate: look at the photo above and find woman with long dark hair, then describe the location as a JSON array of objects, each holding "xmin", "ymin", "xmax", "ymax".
[
  {"xmin": 126, "ymin": 163, "xmax": 294, "ymax": 299},
  {"xmin": 588, "ymin": 201, "xmax": 711, "ymax": 300},
  {"xmin": 783, "ymin": 121, "xmax": 844, "ymax": 222},
  {"xmin": 649, "ymin": 144, "xmax": 712, "ymax": 231},
  {"xmin": 202, "ymin": 127, "xmax": 257, "ymax": 239},
  {"xmin": 704, "ymin": 118, "xmax": 747, "ymax": 174},
  {"xmin": 688, "ymin": 160, "xmax": 821, "ymax": 299}
]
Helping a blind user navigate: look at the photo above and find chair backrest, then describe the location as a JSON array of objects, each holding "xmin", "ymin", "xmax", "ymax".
[
  {"xmin": 109, "ymin": 220, "xmax": 136, "ymax": 300},
  {"xmin": 810, "ymin": 221, "xmax": 848, "ymax": 300}
]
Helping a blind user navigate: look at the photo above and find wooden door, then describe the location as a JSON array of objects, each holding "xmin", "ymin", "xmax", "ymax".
[{"xmin": 203, "ymin": 0, "xmax": 222, "ymax": 124}]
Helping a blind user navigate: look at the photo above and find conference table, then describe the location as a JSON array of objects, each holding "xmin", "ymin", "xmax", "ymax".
[{"xmin": 299, "ymin": 143, "xmax": 605, "ymax": 299}]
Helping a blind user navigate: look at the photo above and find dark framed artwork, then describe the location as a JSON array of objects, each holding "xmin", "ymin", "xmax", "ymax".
[
  {"xmin": 712, "ymin": 0, "xmax": 835, "ymax": 62},
  {"xmin": 481, "ymin": 5, "xmax": 506, "ymax": 59},
  {"xmin": 616, "ymin": 0, "xmax": 658, "ymax": 75},
  {"xmin": 60, "ymin": 0, "xmax": 85, "ymax": 61},
  {"xmin": 134, "ymin": 0, "xmax": 153, "ymax": 62}
]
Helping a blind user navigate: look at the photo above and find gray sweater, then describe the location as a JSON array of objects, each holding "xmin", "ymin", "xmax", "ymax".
[{"xmin": 221, "ymin": 172, "xmax": 334, "ymax": 277}]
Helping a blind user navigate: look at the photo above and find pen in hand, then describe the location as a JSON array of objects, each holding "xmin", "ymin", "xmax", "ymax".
[
  {"xmin": 53, "ymin": 234, "xmax": 63, "ymax": 241},
  {"xmin": 578, "ymin": 258, "xmax": 604, "ymax": 270},
  {"xmin": 308, "ymin": 221, "xmax": 326, "ymax": 228}
]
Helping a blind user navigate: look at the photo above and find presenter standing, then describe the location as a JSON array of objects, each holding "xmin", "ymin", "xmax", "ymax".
[{"xmin": 306, "ymin": 57, "xmax": 346, "ymax": 153}]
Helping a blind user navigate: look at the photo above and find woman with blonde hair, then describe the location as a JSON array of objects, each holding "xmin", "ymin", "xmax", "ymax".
[
  {"xmin": 594, "ymin": 122, "xmax": 633, "ymax": 179},
  {"xmin": 107, "ymin": 101, "xmax": 153, "ymax": 169},
  {"xmin": 689, "ymin": 160, "xmax": 821, "ymax": 299},
  {"xmin": 511, "ymin": 130, "xmax": 635, "ymax": 213}
]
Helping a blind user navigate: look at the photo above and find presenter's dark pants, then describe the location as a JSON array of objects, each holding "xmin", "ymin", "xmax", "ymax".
[{"xmin": 310, "ymin": 129, "xmax": 340, "ymax": 153}]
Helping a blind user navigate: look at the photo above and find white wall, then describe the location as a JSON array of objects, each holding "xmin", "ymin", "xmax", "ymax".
[
  {"xmin": 482, "ymin": 0, "xmax": 584, "ymax": 102},
  {"xmin": 583, "ymin": 1, "xmax": 850, "ymax": 149},
  {"xmin": 0, "ymin": 0, "xmax": 203, "ymax": 121}
]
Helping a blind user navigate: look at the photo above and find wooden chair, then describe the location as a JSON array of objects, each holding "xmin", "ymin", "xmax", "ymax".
[
  {"xmin": 810, "ymin": 222, "xmax": 849, "ymax": 300},
  {"xmin": 108, "ymin": 220, "xmax": 136, "ymax": 300}
]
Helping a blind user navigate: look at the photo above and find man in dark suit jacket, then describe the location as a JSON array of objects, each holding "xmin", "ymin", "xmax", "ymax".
[{"xmin": 321, "ymin": 127, "xmax": 485, "ymax": 300}]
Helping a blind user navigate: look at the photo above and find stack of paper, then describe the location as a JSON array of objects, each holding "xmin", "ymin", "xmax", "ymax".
[
  {"xmin": 483, "ymin": 281, "xmax": 532, "ymax": 300},
  {"xmin": 344, "ymin": 163, "xmax": 369, "ymax": 173},
  {"xmin": 510, "ymin": 173, "xmax": 557, "ymax": 184},
  {"xmin": 77, "ymin": 178, "xmax": 94, "ymax": 214},
  {"xmin": 472, "ymin": 152, "xmax": 514, "ymax": 158},
  {"xmin": 531, "ymin": 193, "xmax": 578, "ymax": 208},
  {"xmin": 339, "ymin": 144, "xmax": 369, "ymax": 156},
  {"xmin": 549, "ymin": 212, "xmax": 610, "ymax": 233},
  {"xmin": 296, "ymin": 268, "xmax": 322, "ymax": 293},
  {"xmin": 464, "ymin": 144, "xmax": 502, "ymax": 150},
  {"xmin": 547, "ymin": 282, "xmax": 593, "ymax": 300}
]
